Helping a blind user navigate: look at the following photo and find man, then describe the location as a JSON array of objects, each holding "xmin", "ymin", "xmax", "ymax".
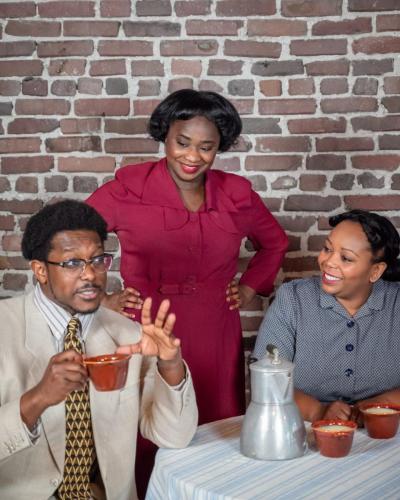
[{"xmin": 0, "ymin": 200, "xmax": 198, "ymax": 500}]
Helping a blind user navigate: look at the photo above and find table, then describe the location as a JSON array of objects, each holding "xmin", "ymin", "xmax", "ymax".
[{"xmin": 146, "ymin": 416, "xmax": 400, "ymax": 500}]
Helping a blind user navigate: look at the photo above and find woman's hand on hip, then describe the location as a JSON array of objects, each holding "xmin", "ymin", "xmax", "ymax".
[
  {"xmin": 226, "ymin": 280, "xmax": 256, "ymax": 310},
  {"xmin": 102, "ymin": 287, "xmax": 143, "ymax": 318}
]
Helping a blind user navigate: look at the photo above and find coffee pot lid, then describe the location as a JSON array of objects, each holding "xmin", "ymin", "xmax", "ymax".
[{"xmin": 250, "ymin": 344, "xmax": 294, "ymax": 373}]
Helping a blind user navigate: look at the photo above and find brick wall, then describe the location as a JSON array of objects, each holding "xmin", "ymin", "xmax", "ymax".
[{"xmin": 1, "ymin": 0, "xmax": 400, "ymax": 350}]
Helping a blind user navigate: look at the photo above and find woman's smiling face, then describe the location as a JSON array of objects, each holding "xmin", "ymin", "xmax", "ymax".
[
  {"xmin": 318, "ymin": 220, "xmax": 386, "ymax": 303},
  {"xmin": 164, "ymin": 115, "xmax": 220, "ymax": 188}
]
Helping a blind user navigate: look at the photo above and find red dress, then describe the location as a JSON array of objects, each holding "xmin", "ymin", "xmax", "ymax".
[{"xmin": 87, "ymin": 158, "xmax": 288, "ymax": 423}]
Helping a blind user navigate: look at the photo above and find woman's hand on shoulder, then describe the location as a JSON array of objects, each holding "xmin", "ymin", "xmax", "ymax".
[
  {"xmin": 226, "ymin": 280, "xmax": 256, "ymax": 310},
  {"xmin": 102, "ymin": 287, "xmax": 143, "ymax": 319}
]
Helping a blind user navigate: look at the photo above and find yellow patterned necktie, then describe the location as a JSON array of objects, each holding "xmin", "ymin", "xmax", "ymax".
[{"xmin": 57, "ymin": 317, "xmax": 96, "ymax": 499}]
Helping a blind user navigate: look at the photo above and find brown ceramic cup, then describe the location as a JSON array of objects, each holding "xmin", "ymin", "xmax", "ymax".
[
  {"xmin": 84, "ymin": 353, "xmax": 131, "ymax": 391},
  {"xmin": 359, "ymin": 403, "xmax": 400, "ymax": 439},
  {"xmin": 312, "ymin": 419, "xmax": 357, "ymax": 458}
]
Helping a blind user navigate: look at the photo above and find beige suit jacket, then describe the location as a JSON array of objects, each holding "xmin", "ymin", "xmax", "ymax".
[{"xmin": 0, "ymin": 292, "xmax": 198, "ymax": 500}]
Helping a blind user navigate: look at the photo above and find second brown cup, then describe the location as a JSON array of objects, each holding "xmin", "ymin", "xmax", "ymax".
[{"xmin": 312, "ymin": 419, "xmax": 357, "ymax": 458}]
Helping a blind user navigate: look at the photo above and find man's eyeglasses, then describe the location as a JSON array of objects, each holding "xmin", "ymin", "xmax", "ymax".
[{"xmin": 45, "ymin": 253, "xmax": 113, "ymax": 275}]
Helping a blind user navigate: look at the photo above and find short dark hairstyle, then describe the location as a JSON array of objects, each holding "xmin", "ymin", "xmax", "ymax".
[
  {"xmin": 329, "ymin": 209, "xmax": 400, "ymax": 281},
  {"xmin": 22, "ymin": 199, "xmax": 108, "ymax": 261},
  {"xmin": 148, "ymin": 89, "xmax": 242, "ymax": 152}
]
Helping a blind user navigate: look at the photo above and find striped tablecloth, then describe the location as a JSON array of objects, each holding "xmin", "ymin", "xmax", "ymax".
[{"xmin": 146, "ymin": 415, "xmax": 400, "ymax": 500}]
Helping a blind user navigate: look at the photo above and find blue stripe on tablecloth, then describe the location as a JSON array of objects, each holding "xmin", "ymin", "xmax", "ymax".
[{"xmin": 146, "ymin": 417, "xmax": 400, "ymax": 500}]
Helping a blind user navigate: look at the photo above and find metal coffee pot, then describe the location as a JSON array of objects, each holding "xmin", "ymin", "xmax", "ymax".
[{"xmin": 240, "ymin": 345, "xmax": 307, "ymax": 460}]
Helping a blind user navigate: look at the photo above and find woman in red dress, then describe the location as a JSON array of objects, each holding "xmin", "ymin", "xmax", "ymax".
[{"xmin": 87, "ymin": 89, "xmax": 288, "ymax": 495}]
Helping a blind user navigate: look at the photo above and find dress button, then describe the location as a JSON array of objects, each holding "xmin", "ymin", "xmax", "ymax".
[
  {"xmin": 346, "ymin": 344, "xmax": 354, "ymax": 352},
  {"xmin": 346, "ymin": 320, "xmax": 355, "ymax": 328},
  {"xmin": 345, "ymin": 368, "xmax": 353, "ymax": 377},
  {"xmin": 50, "ymin": 478, "xmax": 59, "ymax": 487}
]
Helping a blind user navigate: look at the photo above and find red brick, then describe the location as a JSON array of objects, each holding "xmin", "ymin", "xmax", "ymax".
[
  {"xmin": 0, "ymin": 199, "xmax": 43, "ymax": 214},
  {"xmin": 358, "ymin": 172, "xmax": 385, "ymax": 189},
  {"xmin": 75, "ymin": 98, "xmax": 130, "ymax": 116},
  {"xmin": 60, "ymin": 118, "xmax": 101, "ymax": 134},
  {"xmin": 124, "ymin": 21, "xmax": 180, "ymax": 37},
  {"xmin": 0, "ymin": 138, "xmax": 40, "ymax": 153},
  {"xmin": 384, "ymin": 77, "xmax": 400, "ymax": 94},
  {"xmin": 252, "ymin": 60, "xmax": 304, "ymax": 77},
  {"xmin": 282, "ymin": 0, "xmax": 341, "ymax": 17},
  {"xmin": 38, "ymin": 1, "xmax": 95, "ymax": 17},
  {"xmin": 288, "ymin": 78, "xmax": 314, "ymax": 95},
  {"xmin": 0, "ymin": 60, "xmax": 43, "ymax": 77},
  {"xmin": 245, "ymin": 155, "xmax": 302, "ymax": 171},
  {"xmin": 377, "ymin": 14, "xmax": 400, "ymax": 32},
  {"xmin": 45, "ymin": 175, "xmax": 68, "ymax": 192},
  {"xmin": 353, "ymin": 59, "xmax": 393, "ymax": 75},
  {"xmin": 175, "ymin": 1, "xmax": 211, "ymax": 16},
  {"xmin": 217, "ymin": 0, "xmax": 275, "ymax": 16},
  {"xmin": 0, "ymin": 80, "xmax": 20, "ymax": 95},
  {"xmin": 306, "ymin": 59, "xmax": 349, "ymax": 76},
  {"xmin": 98, "ymin": 40, "xmax": 152, "ymax": 56},
  {"xmin": 199, "ymin": 80, "xmax": 224, "ymax": 93},
  {"xmin": 353, "ymin": 77, "xmax": 378, "ymax": 95},
  {"xmin": 352, "ymin": 115, "xmax": 400, "ymax": 132},
  {"xmin": 256, "ymin": 136, "xmax": 311, "ymax": 153},
  {"xmin": 307, "ymin": 235, "xmax": 326, "ymax": 251},
  {"xmin": 58, "ymin": 156, "xmax": 115, "ymax": 172},
  {"xmin": 349, "ymin": 0, "xmax": 400, "ymax": 11},
  {"xmin": 77, "ymin": 78, "xmax": 102, "ymax": 95},
  {"xmin": 0, "ymin": 102, "xmax": 12, "ymax": 115},
  {"xmin": 277, "ymin": 215, "xmax": 316, "ymax": 232},
  {"xmin": 1, "ymin": 156, "xmax": 53, "ymax": 174},
  {"xmin": 271, "ymin": 175, "xmax": 297, "ymax": 190},
  {"xmin": 0, "ymin": 41, "xmax": 35, "ymax": 57},
  {"xmin": 240, "ymin": 316, "xmax": 262, "ymax": 332},
  {"xmin": 241, "ymin": 118, "xmax": 281, "ymax": 134},
  {"xmin": 331, "ymin": 173, "xmax": 355, "ymax": 190},
  {"xmin": 300, "ymin": 174, "xmax": 327, "ymax": 191},
  {"xmin": 0, "ymin": 2, "xmax": 36, "ymax": 17},
  {"xmin": 288, "ymin": 117, "xmax": 346, "ymax": 134},
  {"xmin": 90, "ymin": 59, "xmax": 125, "ymax": 76},
  {"xmin": 260, "ymin": 197, "xmax": 282, "ymax": 212},
  {"xmin": 382, "ymin": 97, "xmax": 400, "ymax": 112},
  {"xmin": 0, "ymin": 215, "xmax": 15, "ymax": 231},
  {"xmin": 73, "ymin": 176, "xmax": 98, "ymax": 193},
  {"xmin": 225, "ymin": 40, "xmax": 281, "ymax": 58},
  {"xmin": 138, "ymin": 79, "xmax": 161, "ymax": 96},
  {"xmin": 321, "ymin": 97, "xmax": 377, "ymax": 113},
  {"xmin": 120, "ymin": 156, "xmax": 159, "ymax": 167},
  {"xmin": 284, "ymin": 195, "xmax": 341, "ymax": 211},
  {"xmin": 353, "ymin": 36, "xmax": 400, "ymax": 54},
  {"xmin": 45, "ymin": 136, "xmax": 101, "ymax": 153},
  {"xmin": 320, "ymin": 77, "xmax": 348, "ymax": 95},
  {"xmin": 64, "ymin": 20, "xmax": 120, "ymax": 36},
  {"xmin": 291, "ymin": 39, "xmax": 347, "ymax": 56},
  {"xmin": 212, "ymin": 156, "xmax": 241, "ymax": 172},
  {"xmin": 38, "ymin": 40, "xmax": 93, "ymax": 57},
  {"xmin": 16, "ymin": 176, "xmax": 38, "ymax": 193},
  {"xmin": 379, "ymin": 135, "xmax": 400, "ymax": 150},
  {"xmin": 312, "ymin": 18, "xmax": 372, "ymax": 36},
  {"xmin": 208, "ymin": 59, "xmax": 243, "ymax": 76},
  {"xmin": 51, "ymin": 80, "xmax": 76, "ymax": 96},
  {"xmin": 104, "ymin": 118, "xmax": 147, "ymax": 134},
  {"xmin": 352, "ymin": 155, "xmax": 400, "ymax": 171},
  {"xmin": 100, "ymin": 0, "xmax": 131, "ymax": 17},
  {"xmin": 229, "ymin": 99, "xmax": 254, "ymax": 115},
  {"xmin": 136, "ymin": 0, "xmax": 171, "ymax": 16},
  {"xmin": 259, "ymin": 80, "xmax": 282, "ymax": 96},
  {"xmin": 105, "ymin": 138, "xmax": 159, "ymax": 154},
  {"xmin": 259, "ymin": 98, "xmax": 316, "ymax": 115},
  {"xmin": 344, "ymin": 195, "xmax": 400, "ymax": 211},
  {"xmin": 5, "ymin": 20, "xmax": 61, "ymax": 36},
  {"xmin": 307, "ymin": 154, "xmax": 346, "ymax": 170},
  {"xmin": 2, "ymin": 273, "xmax": 28, "ymax": 291},
  {"xmin": 282, "ymin": 256, "xmax": 318, "ymax": 272},
  {"xmin": 8, "ymin": 118, "xmax": 59, "ymax": 134},
  {"xmin": 161, "ymin": 40, "xmax": 218, "ymax": 56},
  {"xmin": 15, "ymin": 99, "xmax": 70, "ymax": 115},
  {"xmin": 317, "ymin": 137, "xmax": 374, "ymax": 152},
  {"xmin": 248, "ymin": 19, "xmax": 306, "ymax": 37},
  {"xmin": 133, "ymin": 99, "xmax": 161, "ymax": 116},
  {"xmin": 49, "ymin": 59, "xmax": 86, "ymax": 76},
  {"xmin": 22, "ymin": 78, "xmax": 48, "ymax": 96},
  {"xmin": 131, "ymin": 60, "xmax": 164, "ymax": 76},
  {"xmin": 0, "ymin": 177, "xmax": 10, "ymax": 192},
  {"xmin": 171, "ymin": 59, "xmax": 202, "ymax": 77},
  {"xmin": 187, "ymin": 20, "xmax": 242, "ymax": 36},
  {"xmin": 228, "ymin": 79, "xmax": 254, "ymax": 96}
]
